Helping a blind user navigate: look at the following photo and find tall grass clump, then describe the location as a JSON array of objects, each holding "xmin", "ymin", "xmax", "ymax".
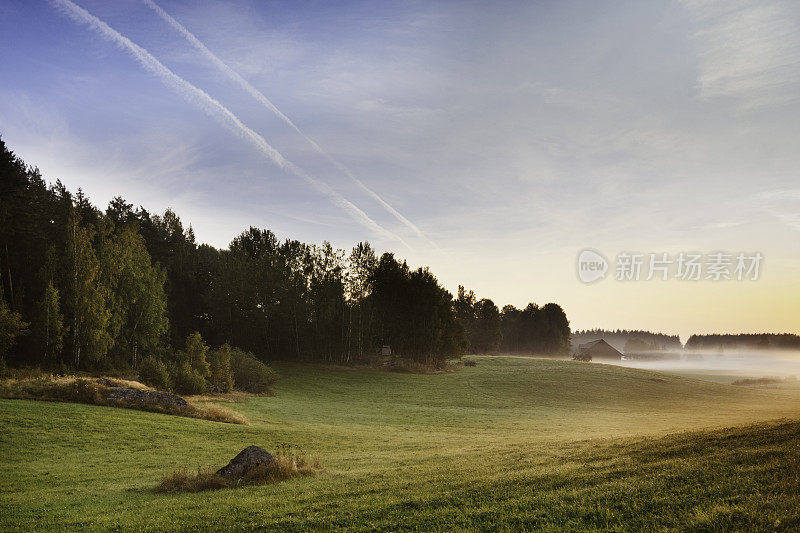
[{"xmin": 156, "ymin": 445, "xmax": 320, "ymax": 493}]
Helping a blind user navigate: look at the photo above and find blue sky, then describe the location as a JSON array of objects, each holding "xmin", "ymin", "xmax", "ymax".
[{"xmin": 2, "ymin": 0, "xmax": 799, "ymax": 338}]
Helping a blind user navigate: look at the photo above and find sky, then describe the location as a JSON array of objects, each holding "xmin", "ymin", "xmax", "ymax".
[{"xmin": 1, "ymin": 0, "xmax": 799, "ymax": 341}]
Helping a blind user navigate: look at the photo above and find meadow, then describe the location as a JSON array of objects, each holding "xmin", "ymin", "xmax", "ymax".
[{"xmin": 3, "ymin": 356, "xmax": 800, "ymax": 531}]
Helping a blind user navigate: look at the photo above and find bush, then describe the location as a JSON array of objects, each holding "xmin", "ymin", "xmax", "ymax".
[
  {"xmin": 207, "ymin": 345, "xmax": 234, "ymax": 393},
  {"xmin": 463, "ymin": 359, "xmax": 477, "ymax": 367},
  {"xmin": 138, "ymin": 356, "xmax": 172, "ymax": 391},
  {"xmin": 178, "ymin": 332, "xmax": 210, "ymax": 379},
  {"xmin": 173, "ymin": 362, "xmax": 207, "ymax": 395},
  {"xmin": 59, "ymin": 378, "xmax": 105, "ymax": 403},
  {"xmin": 230, "ymin": 348, "xmax": 277, "ymax": 394}
]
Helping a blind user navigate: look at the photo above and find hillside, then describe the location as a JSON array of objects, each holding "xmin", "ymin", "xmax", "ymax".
[{"xmin": 2, "ymin": 357, "xmax": 800, "ymax": 530}]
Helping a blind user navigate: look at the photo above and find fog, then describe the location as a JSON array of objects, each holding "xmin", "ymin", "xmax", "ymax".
[{"xmin": 611, "ymin": 350, "xmax": 800, "ymax": 384}]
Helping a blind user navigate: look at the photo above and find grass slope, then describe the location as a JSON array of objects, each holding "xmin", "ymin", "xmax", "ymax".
[{"xmin": 2, "ymin": 356, "xmax": 800, "ymax": 531}]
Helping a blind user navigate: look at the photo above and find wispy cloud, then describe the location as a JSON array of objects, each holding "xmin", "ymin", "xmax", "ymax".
[
  {"xmin": 681, "ymin": 0, "xmax": 800, "ymax": 108},
  {"xmin": 758, "ymin": 189, "xmax": 800, "ymax": 232},
  {"xmin": 50, "ymin": 0, "xmax": 408, "ymax": 248},
  {"xmin": 142, "ymin": 0, "xmax": 435, "ymax": 248}
]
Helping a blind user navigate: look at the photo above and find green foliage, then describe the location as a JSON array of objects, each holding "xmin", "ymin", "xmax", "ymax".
[
  {"xmin": 65, "ymin": 209, "xmax": 112, "ymax": 368},
  {"xmin": 138, "ymin": 356, "xmax": 172, "ymax": 391},
  {"xmin": 230, "ymin": 348, "xmax": 277, "ymax": 393},
  {"xmin": 370, "ymin": 254, "xmax": 467, "ymax": 363},
  {"xmin": 179, "ymin": 332, "xmax": 210, "ymax": 379},
  {"xmin": 0, "ymin": 136, "xmax": 573, "ymax": 371},
  {"xmin": 207, "ymin": 344, "xmax": 233, "ymax": 393},
  {"xmin": 500, "ymin": 302, "xmax": 571, "ymax": 354},
  {"xmin": 100, "ymin": 225, "xmax": 168, "ymax": 368},
  {"xmin": 471, "ymin": 298, "xmax": 502, "ymax": 353},
  {"xmin": 0, "ymin": 297, "xmax": 29, "ymax": 357},
  {"xmin": 172, "ymin": 362, "xmax": 207, "ymax": 395},
  {"xmin": 35, "ymin": 281, "xmax": 64, "ymax": 364}
]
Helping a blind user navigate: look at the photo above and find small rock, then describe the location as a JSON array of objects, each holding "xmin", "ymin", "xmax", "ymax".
[{"xmin": 216, "ymin": 446, "xmax": 276, "ymax": 480}]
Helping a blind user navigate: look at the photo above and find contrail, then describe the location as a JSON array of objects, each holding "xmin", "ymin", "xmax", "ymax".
[
  {"xmin": 50, "ymin": 0, "xmax": 409, "ymax": 248},
  {"xmin": 141, "ymin": 0, "xmax": 437, "ymax": 249}
]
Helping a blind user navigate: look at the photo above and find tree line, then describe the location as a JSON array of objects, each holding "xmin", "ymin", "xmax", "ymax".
[
  {"xmin": 571, "ymin": 329, "xmax": 683, "ymax": 352},
  {"xmin": 685, "ymin": 333, "xmax": 800, "ymax": 351},
  {"xmin": 0, "ymin": 136, "xmax": 572, "ymax": 376}
]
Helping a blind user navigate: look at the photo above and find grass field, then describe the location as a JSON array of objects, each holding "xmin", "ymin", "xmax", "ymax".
[{"xmin": 3, "ymin": 356, "xmax": 800, "ymax": 531}]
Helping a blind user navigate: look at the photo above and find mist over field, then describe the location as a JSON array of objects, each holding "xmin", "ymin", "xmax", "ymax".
[
  {"xmin": 2, "ymin": 0, "xmax": 800, "ymax": 530},
  {"xmin": 614, "ymin": 350, "xmax": 800, "ymax": 383}
]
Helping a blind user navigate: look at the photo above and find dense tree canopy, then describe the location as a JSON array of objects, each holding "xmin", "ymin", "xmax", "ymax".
[
  {"xmin": 685, "ymin": 333, "xmax": 800, "ymax": 351},
  {"xmin": 499, "ymin": 302, "xmax": 571, "ymax": 355},
  {"xmin": 0, "ymin": 136, "xmax": 573, "ymax": 371},
  {"xmin": 571, "ymin": 329, "xmax": 683, "ymax": 352}
]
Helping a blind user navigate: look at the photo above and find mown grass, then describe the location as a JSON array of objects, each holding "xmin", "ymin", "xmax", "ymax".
[
  {"xmin": 0, "ymin": 375, "xmax": 248, "ymax": 424},
  {"xmin": 2, "ymin": 356, "xmax": 800, "ymax": 530}
]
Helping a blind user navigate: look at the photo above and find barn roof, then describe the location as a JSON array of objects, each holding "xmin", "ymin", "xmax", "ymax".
[
  {"xmin": 578, "ymin": 339, "xmax": 605, "ymax": 350},
  {"xmin": 577, "ymin": 339, "xmax": 623, "ymax": 358}
]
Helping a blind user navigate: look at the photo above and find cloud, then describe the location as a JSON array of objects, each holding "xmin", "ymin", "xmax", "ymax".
[
  {"xmin": 681, "ymin": 0, "xmax": 800, "ymax": 108},
  {"xmin": 49, "ymin": 0, "xmax": 408, "ymax": 248},
  {"xmin": 141, "ymin": 0, "xmax": 435, "ymax": 248},
  {"xmin": 758, "ymin": 189, "xmax": 800, "ymax": 231}
]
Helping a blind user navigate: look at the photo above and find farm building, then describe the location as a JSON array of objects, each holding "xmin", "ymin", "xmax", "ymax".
[{"xmin": 574, "ymin": 339, "xmax": 623, "ymax": 361}]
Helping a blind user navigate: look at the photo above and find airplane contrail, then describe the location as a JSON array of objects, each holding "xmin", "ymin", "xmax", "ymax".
[
  {"xmin": 141, "ymin": 0, "xmax": 437, "ymax": 249},
  {"xmin": 50, "ymin": 0, "xmax": 409, "ymax": 248}
]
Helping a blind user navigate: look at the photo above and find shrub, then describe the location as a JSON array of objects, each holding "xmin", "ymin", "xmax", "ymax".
[
  {"xmin": 59, "ymin": 378, "xmax": 105, "ymax": 403},
  {"xmin": 207, "ymin": 345, "xmax": 234, "ymax": 393},
  {"xmin": 178, "ymin": 332, "xmax": 210, "ymax": 379},
  {"xmin": 463, "ymin": 359, "xmax": 477, "ymax": 367},
  {"xmin": 230, "ymin": 348, "xmax": 277, "ymax": 394},
  {"xmin": 173, "ymin": 362, "xmax": 207, "ymax": 395},
  {"xmin": 0, "ymin": 356, "xmax": 7, "ymax": 379},
  {"xmin": 138, "ymin": 356, "xmax": 172, "ymax": 391}
]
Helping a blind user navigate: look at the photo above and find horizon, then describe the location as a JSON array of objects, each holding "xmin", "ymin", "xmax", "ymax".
[{"xmin": 2, "ymin": 0, "xmax": 799, "ymax": 340}]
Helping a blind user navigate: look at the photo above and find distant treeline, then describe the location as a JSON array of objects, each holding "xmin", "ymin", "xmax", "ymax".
[
  {"xmin": 685, "ymin": 334, "xmax": 800, "ymax": 351},
  {"xmin": 0, "ymin": 137, "xmax": 571, "ymax": 374},
  {"xmin": 455, "ymin": 288, "xmax": 571, "ymax": 355},
  {"xmin": 571, "ymin": 329, "xmax": 683, "ymax": 352}
]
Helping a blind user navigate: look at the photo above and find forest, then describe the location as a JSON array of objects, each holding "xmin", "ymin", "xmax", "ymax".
[
  {"xmin": 570, "ymin": 329, "xmax": 683, "ymax": 352},
  {"xmin": 685, "ymin": 333, "xmax": 800, "ymax": 351},
  {"xmin": 0, "ymin": 137, "xmax": 571, "ymax": 379}
]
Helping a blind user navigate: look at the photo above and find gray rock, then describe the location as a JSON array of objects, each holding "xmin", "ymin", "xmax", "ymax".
[
  {"xmin": 106, "ymin": 387, "xmax": 188, "ymax": 408},
  {"xmin": 216, "ymin": 446, "xmax": 276, "ymax": 480}
]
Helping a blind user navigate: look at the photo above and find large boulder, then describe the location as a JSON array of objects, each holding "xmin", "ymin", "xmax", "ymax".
[
  {"xmin": 106, "ymin": 387, "xmax": 188, "ymax": 408},
  {"xmin": 216, "ymin": 446, "xmax": 276, "ymax": 480}
]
